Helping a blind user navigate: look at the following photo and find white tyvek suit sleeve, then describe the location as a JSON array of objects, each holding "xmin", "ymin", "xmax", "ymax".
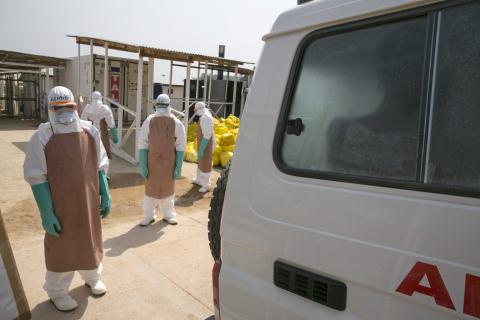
[
  {"xmin": 199, "ymin": 114, "xmax": 214, "ymax": 140},
  {"xmin": 81, "ymin": 104, "xmax": 91, "ymax": 120},
  {"xmin": 138, "ymin": 115, "xmax": 152, "ymax": 150},
  {"xmin": 101, "ymin": 104, "xmax": 115, "ymax": 128},
  {"xmin": 23, "ymin": 123, "xmax": 53, "ymax": 186},
  {"xmin": 81, "ymin": 120, "xmax": 109, "ymax": 172},
  {"xmin": 174, "ymin": 117, "xmax": 186, "ymax": 152}
]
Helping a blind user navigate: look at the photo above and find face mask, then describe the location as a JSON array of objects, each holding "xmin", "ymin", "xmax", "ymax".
[
  {"xmin": 54, "ymin": 108, "xmax": 76, "ymax": 125},
  {"xmin": 155, "ymin": 105, "xmax": 169, "ymax": 113},
  {"xmin": 195, "ymin": 108, "xmax": 204, "ymax": 116}
]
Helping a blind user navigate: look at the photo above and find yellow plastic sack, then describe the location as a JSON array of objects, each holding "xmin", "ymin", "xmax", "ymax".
[
  {"xmin": 220, "ymin": 151, "xmax": 233, "ymax": 168},
  {"xmin": 222, "ymin": 145, "xmax": 235, "ymax": 152},
  {"xmin": 212, "ymin": 154, "xmax": 220, "ymax": 166},
  {"xmin": 214, "ymin": 124, "xmax": 229, "ymax": 135},
  {"xmin": 221, "ymin": 133, "xmax": 235, "ymax": 146},
  {"xmin": 187, "ymin": 123, "xmax": 198, "ymax": 142},
  {"xmin": 225, "ymin": 115, "xmax": 240, "ymax": 129},
  {"xmin": 185, "ymin": 147, "xmax": 198, "ymax": 163},
  {"xmin": 214, "ymin": 144, "xmax": 223, "ymax": 155}
]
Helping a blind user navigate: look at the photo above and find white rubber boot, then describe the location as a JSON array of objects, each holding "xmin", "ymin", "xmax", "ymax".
[
  {"xmin": 139, "ymin": 215, "xmax": 156, "ymax": 227},
  {"xmin": 199, "ymin": 187, "xmax": 209, "ymax": 193},
  {"xmin": 85, "ymin": 280, "xmax": 107, "ymax": 296},
  {"xmin": 50, "ymin": 294, "xmax": 78, "ymax": 312},
  {"xmin": 163, "ymin": 217, "xmax": 178, "ymax": 225}
]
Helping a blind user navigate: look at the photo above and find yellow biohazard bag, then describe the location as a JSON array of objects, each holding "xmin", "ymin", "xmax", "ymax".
[
  {"xmin": 222, "ymin": 145, "xmax": 235, "ymax": 152},
  {"xmin": 185, "ymin": 147, "xmax": 198, "ymax": 163},
  {"xmin": 212, "ymin": 154, "xmax": 220, "ymax": 166},
  {"xmin": 214, "ymin": 144, "xmax": 223, "ymax": 155},
  {"xmin": 220, "ymin": 151, "xmax": 233, "ymax": 167},
  {"xmin": 221, "ymin": 133, "xmax": 235, "ymax": 146}
]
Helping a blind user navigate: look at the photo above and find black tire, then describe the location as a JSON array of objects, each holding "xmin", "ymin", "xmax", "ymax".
[{"xmin": 208, "ymin": 162, "xmax": 230, "ymax": 260}]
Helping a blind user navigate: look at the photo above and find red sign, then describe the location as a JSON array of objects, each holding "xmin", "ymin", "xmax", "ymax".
[{"xmin": 110, "ymin": 74, "xmax": 120, "ymax": 102}]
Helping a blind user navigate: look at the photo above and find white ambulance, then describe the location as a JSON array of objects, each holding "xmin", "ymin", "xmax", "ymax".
[{"xmin": 208, "ymin": 0, "xmax": 480, "ymax": 319}]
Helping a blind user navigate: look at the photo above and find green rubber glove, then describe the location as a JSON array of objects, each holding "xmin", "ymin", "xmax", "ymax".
[
  {"xmin": 31, "ymin": 182, "xmax": 61, "ymax": 237},
  {"xmin": 99, "ymin": 170, "xmax": 111, "ymax": 219},
  {"xmin": 198, "ymin": 138, "xmax": 209, "ymax": 160},
  {"xmin": 110, "ymin": 127, "xmax": 119, "ymax": 144},
  {"xmin": 139, "ymin": 149, "xmax": 149, "ymax": 179},
  {"xmin": 173, "ymin": 151, "xmax": 185, "ymax": 179}
]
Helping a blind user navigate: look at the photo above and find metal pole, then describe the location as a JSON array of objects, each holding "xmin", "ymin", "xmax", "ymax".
[
  {"xmin": 169, "ymin": 60, "xmax": 173, "ymax": 96},
  {"xmin": 44, "ymin": 68, "xmax": 50, "ymax": 120},
  {"xmin": 35, "ymin": 73, "xmax": 40, "ymax": 118},
  {"xmin": 148, "ymin": 57, "xmax": 154, "ymax": 106},
  {"xmin": 208, "ymin": 66, "xmax": 213, "ymax": 105},
  {"xmin": 184, "ymin": 62, "xmax": 191, "ymax": 129},
  {"xmin": 224, "ymin": 71, "xmax": 229, "ymax": 117},
  {"xmin": 135, "ymin": 55, "xmax": 144, "ymax": 162},
  {"xmin": 89, "ymin": 39, "xmax": 94, "ymax": 95},
  {"xmin": 232, "ymin": 66, "xmax": 238, "ymax": 116},
  {"xmin": 104, "ymin": 43, "xmax": 108, "ymax": 98},
  {"xmin": 77, "ymin": 43, "xmax": 81, "ymax": 99},
  {"xmin": 195, "ymin": 61, "xmax": 200, "ymax": 101},
  {"xmin": 203, "ymin": 61, "xmax": 208, "ymax": 103}
]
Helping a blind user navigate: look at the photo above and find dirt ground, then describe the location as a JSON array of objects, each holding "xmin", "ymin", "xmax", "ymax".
[{"xmin": 0, "ymin": 118, "xmax": 220, "ymax": 320}]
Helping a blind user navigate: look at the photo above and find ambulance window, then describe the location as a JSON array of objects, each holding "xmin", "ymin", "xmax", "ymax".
[
  {"xmin": 425, "ymin": 2, "xmax": 480, "ymax": 191},
  {"xmin": 280, "ymin": 17, "xmax": 428, "ymax": 182}
]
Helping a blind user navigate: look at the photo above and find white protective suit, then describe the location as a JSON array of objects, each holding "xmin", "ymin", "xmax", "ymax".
[
  {"xmin": 81, "ymin": 92, "xmax": 115, "ymax": 130},
  {"xmin": 23, "ymin": 86, "xmax": 109, "ymax": 310},
  {"xmin": 193, "ymin": 105, "xmax": 215, "ymax": 190},
  {"xmin": 138, "ymin": 107, "xmax": 186, "ymax": 224}
]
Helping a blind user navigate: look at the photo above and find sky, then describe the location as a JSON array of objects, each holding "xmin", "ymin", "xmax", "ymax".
[{"xmin": 0, "ymin": 0, "xmax": 296, "ymax": 83}]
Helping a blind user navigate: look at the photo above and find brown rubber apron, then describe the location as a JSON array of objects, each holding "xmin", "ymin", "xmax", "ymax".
[
  {"xmin": 197, "ymin": 122, "xmax": 213, "ymax": 173},
  {"xmin": 100, "ymin": 119, "xmax": 112, "ymax": 159},
  {"xmin": 44, "ymin": 129, "xmax": 102, "ymax": 272},
  {"xmin": 145, "ymin": 116, "xmax": 176, "ymax": 199}
]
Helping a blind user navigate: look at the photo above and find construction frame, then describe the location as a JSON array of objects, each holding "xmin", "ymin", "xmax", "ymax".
[
  {"xmin": 0, "ymin": 50, "xmax": 67, "ymax": 120},
  {"xmin": 70, "ymin": 35, "xmax": 254, "ymax": 164}
]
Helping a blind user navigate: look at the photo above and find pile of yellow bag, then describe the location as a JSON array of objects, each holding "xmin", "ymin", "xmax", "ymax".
[{"xmin": 184, "ymin": 114, "xmax": 240, "ymax": 168}]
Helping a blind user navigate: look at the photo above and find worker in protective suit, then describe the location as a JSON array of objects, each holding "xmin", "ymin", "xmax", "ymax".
[
  {"xmin": 81, "ymin": 91, "xmax": 119, "ymax": 160},
  {"xmin": 138, "ymin": 94, "xmax": 186, "ymax": 226},
  {"xmin": 23, "ymin": 86, "xmax": 111, "ymax": 312},
  {"xmin": 192, "ymin": 102, "xmax": 215, "ymax": 193}
]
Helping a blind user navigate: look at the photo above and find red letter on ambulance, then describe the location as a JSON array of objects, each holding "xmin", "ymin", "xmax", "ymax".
[
  {"xmin": 396, "ymin": 262, "xmax": 455, "ymax": 310},
  {"xmin": 464, "ymin": 274, "xmax": 480, "ymax": 318}
]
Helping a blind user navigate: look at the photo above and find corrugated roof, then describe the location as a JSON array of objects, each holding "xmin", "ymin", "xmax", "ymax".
[
  {"xmin": 0, "ymin": 50, "xmax": 67, "ymax": 70},
  {"xmin": 69, "ymin": 35, "xmax": 254, "ymax": 73}
]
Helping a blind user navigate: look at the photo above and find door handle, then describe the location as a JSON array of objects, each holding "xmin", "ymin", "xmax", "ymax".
[{"xmin": 286, "ymin": 118, "xmax": 304, "ymax": 136}]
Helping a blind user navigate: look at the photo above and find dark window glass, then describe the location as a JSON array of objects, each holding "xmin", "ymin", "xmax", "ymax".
[
  {"xmin": 426, "ymin": 3, "xmax": 480, "ymax": 190},
  {"xmin": 281, "ymin": 18, "xmax": 428, "ymax": 181}
]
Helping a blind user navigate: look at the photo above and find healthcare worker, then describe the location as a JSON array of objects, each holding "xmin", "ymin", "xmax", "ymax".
[
  {"xmin": 192, "ymin": 102, "xmax": 215, "ymax": 193},
  {"xmin": 81, "ymin": 91, "xmax": 119, "ymax": 160},
  {"xmin": 24, "ymin": 86, "xmax": 111, "ymax": 312},
  {"xmin": 138, "ymin": 94, "xmax": 186, "ymax": 226}
]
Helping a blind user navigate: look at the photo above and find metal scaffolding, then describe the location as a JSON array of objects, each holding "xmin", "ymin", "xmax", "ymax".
[
  {"xmin": 70, "ymin": 35, "xmax": 254, "ymax": 164},
  {"xmin": 0, "ymin": 50, "xmax": 67, "ymax": 120}
]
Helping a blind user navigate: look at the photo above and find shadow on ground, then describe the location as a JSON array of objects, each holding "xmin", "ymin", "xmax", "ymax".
[
  {"xmin": 103, "ymin": 221, "xmax": 167, "ymax": 257},
  {"xmin": 12, "ymin": 141, "xmax": 28, "ymax": 154},
  {"xmin": 175, "ymin": 185, "xmax": 206, "ymax": 207},
  {"xmin": 109, "ymin": 173, "xmax": 145, "ymax": 189},
  {"xmin": 0, "ymin": 118, "xmax": 40, "ymax": 131},
  {"xmin": 30, "ymin": 285, "xmax": 90, "ymax": 320}
]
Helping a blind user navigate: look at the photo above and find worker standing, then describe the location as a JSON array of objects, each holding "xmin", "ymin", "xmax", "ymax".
[
  {"xmin": 81, "ymin": 91, "xmax": 119, "ymax": 160},
  {"xmin": 138, "ymin": 94, "xmax": 186, "ymax": 226},
  {"xmin": 23, "ymin": 86, "xmax": 111, "ymax": 312},
  {"xmin": 193, "ymin": 102, "xmax": 215, "ymax": 193}
]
